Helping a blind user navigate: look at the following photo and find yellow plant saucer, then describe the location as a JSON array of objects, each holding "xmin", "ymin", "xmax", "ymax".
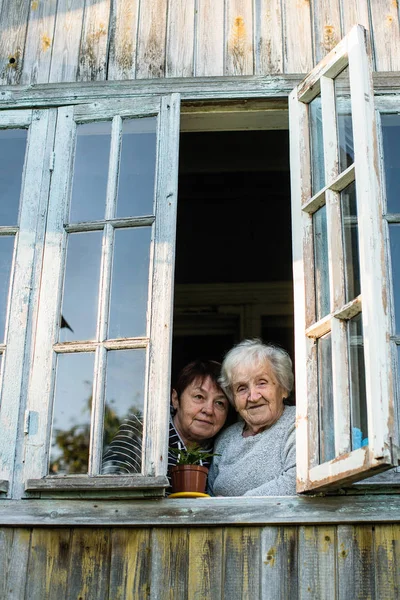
[{"xmin": 168, "ymin": 491, "xmax": 210, "ymax": 498}]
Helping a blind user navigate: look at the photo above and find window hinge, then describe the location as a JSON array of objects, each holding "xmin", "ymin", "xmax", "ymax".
[
  {"xmin": 24, "ymin": 410, "xmax": 30, "ymax": 434},
  {"xmin": 49, "ymin": 151, "xmax": 55, "ymax": 172}
]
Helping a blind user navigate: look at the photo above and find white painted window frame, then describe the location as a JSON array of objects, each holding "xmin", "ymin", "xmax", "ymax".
[
  {"xmin": 0, "ymin": 109, "xmax": 56, "ymax": 496},
  {"xmin": 290, "ymin": 25, "xmax": 399, "ymax": 493},
  {"xmin": 22, "ymin": 94, "xmax": 180, "ymax": 497}
]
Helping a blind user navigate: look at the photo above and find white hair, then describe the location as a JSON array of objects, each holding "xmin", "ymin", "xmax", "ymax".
[{"xmin": 219, "ymin": 338, "xmax": 294, "ymax": 404}]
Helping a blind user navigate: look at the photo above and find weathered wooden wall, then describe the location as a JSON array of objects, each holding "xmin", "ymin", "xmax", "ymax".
[
  {"xmin": 0, "ymin": 0, "xmax": 399, "ymax": 87},
  {"xmin": 1, "ymin": 523, "xmax": 399, "ymax": 599}
]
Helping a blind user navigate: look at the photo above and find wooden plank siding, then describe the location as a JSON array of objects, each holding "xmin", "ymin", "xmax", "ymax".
[
  {"xmin": 1, "ymin": 524, "xmax": 399, "ymax": 599},
  {"xmin": 0, "ymin": 0, "xmax": 398, "ymax": 87}
]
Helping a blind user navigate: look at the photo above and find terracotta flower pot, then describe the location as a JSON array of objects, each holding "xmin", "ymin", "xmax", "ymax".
[{"xmin": 170, "ymin": 464, "xmax": 208, "ymax": 493}]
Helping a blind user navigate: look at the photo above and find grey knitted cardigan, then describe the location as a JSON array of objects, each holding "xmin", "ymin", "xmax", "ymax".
[{"xmin": 207, "ymin": 405, "xmax": 296, "ymax": 496}]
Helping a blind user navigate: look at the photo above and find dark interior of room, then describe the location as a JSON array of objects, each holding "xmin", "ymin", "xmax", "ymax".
[{"xmin": 171, "ymin": 128, "xmax": 294, "ymax": 388}]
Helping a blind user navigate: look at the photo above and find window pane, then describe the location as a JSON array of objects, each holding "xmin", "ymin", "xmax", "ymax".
[
  {"xmin": 69, "ymin": 122, "xmax": 111, "ymax": 223},
  {"xmin": 341, "ymin": 181, "xmax": 360, "ymax": 301},
  {"xmin": 116, "ymin": 117, "xmax": 157, "ymax": 218},
  {"xmin": 0, "ymin": 236, "xmax": 15, "ymax": 343},
  {"xmin": 60, "ymin": 232, "xmax": 103, "ymax": 342},
  {"xmin": 389, "ymin": 224, "xmax": 400, "ymax": 335},
  {"xmin": 102, "ymin": 349, "xmax": 146, "ymax": 473},
  {"xmin": 313, "ymin": 204, "xmax": 330, "ymax": 320},
  {"xmin": 309, "ymin": 96, "xmax": 325, "ymax": 194},
  {"xmin": 318, "ymin": 333, "xmax": 335, "ymax": 463},
  {"xmin": 49, "ymin": 352, "xmax": 94, "ymax": 475},
  {"xmin": 0, "ymin": 129, "xmax": 27, "ymax": 225},
  {"xmin": 348, "ymin": 314, "xmax": 368, "ymax": 451},
  {"xmin": 108, "ymin": 227, "xmax": 151, "ymax": 339},
  {"xmin": 381, "ymin": 114, "xmax": 400, "ymax": 214},
  {"xmin": 335, "ymin": 67, "xmax": 354, "ymax": 173}
]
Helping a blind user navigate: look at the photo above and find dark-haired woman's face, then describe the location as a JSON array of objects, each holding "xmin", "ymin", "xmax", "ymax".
[{"xmin": 172, "ymin": 376, "xmax": 229, "ymax": 446}]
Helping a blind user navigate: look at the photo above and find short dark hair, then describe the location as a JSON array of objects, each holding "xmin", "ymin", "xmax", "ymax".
[{"xmin": 174, "ymin": 359, "xmax": 223, "ymax": 398}]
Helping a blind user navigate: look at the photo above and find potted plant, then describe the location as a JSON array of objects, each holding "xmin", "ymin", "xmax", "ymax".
[{"xmin": 169, "ymin": 446, "xmax": 219, "ymax": 494}]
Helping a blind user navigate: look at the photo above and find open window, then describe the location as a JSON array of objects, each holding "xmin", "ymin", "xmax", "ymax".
[
  {"xmin": 290, "ymin": 25, "xmax": 399, "ymax": 493},
  {"xmin": 23, "ymin": 95, "xmax": 180, "ymax": 496}
]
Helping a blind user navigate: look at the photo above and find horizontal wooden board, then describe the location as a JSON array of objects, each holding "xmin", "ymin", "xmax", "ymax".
[{"xmin": 1, "ymin": 495, "xmax": 400, "ymax": 526}]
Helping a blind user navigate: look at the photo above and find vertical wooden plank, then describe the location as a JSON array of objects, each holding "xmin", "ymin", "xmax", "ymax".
[
  {"xmin": 312, "ymin": 0, "xmax": 342, "ymax": 63},
  {"xmin": 107, "ymin": 0, "xmax": 139, "ymax": 80},
  {"xmin": 298, "ymin": 526, "xmax": 336, "ymax": 600},
  {"xmin": 109, "ymin": 528, "xmax": 151, "ymax": 600},
  {"xmin": 78, "ymin": 0, "xmax": 111, "ymax": 81},
  {"xmin": 223, "ymin": 527, "xmax": 261, "ymax": 599},
  {"xmin": 0, "ymin": 0, "xmax": 30, "ymax": 84},
  {"xmin": 225, "ymin": 0, "xmax": 254, "ymax": 75},
  {"xmin": 187, "ymin": 528, "xmax": 223, "ymax": 600},
  {"xmin": 195, "ymin": 0, "xmax": 224, "ymax": 76},
  {"xmin": 150, "ymin": 528, "xmax": 189, "ymax": 600},
  {"xmin": 2, "ymin": 529, "xmax": 31, "ymax": 600},
  {"xmin": 66, "ymin": 528, "xmax": 111, "ymax": 600},
  {"xmin": 283, "ymin": 0, "xmax": 313, "ymax": 73},
  {"xmin": 369, "ymin": 0, "xmax": 400, "ymax": 71},
  {"xmin": 374, "ymin": 524, "xmax": 400, "ymax": 599},
  {"xmin": 26, "ymin": 528, "xmax": 71, "ymax": 599},
  {"xmin": 136, "ymin": 0, "xmax": 168, "ymax": 79},
  {"xmin": 21, "ymin": 0, "xmax": 58, "ymax": 84},
  {"xmin": 337, "ymin": 525, "xmax": 375, "ymax": 600},
  {"xmin": 0, "ymin": 528, "xmax": 14, "ymax": 599},
  {"xmin": 254, "ymin": 0, "xmax": 283, "ymax": 75},
  {"xmin": 340, "ymin": 0, "xmax": 370, "ymax": 34},
  {"xmin": 49, "ymin": 0, "xmax": 85, "ymax": 83},
  {"xmin": 261, "ymin": 526, "xmax": 298, "ymax": 600},
  {"xmin": 166, "ymin": 0, "xmax": 195, "ymax": 77}
]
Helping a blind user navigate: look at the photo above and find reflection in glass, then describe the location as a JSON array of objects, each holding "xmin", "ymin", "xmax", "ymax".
[
  {"xmin": 341, "ymin": 181, "xmax": 360, "ymax": 301},
  {"xmin": 0, "ymin": 236, "xmax": 15, "ymax": 343},
  {"xmin": 318, "ymin": 333, "xmax": 335, "ymax": 463},
  {"xmin": 108, "ymin": 227, "xmax": 151, "ymax": 339},
  {"xmin": 0, "ymin": 129, "xmax": 27, "ymax": 226},
  {"xmin": 116, "ymin": 117, "xmax": 157, "ymax": 218},
  {"xmin": 49, "ymin": 352, "xmax": 94, "ymax": 475},
  {"xmin": 309, "ymin": 96, "xmax": 325, "ymax": 194},
  {"xmin": 335, "ymin": 66, "xmax": 354, "ymax": 172},
  {"xmin": 381, "ymin": 114, "xmax": 400, "ymax": 214},
  {"xmin": 101, "ymin": 349, "xmax": 146, "ymax": 472},
  {"xmin": 69, "ymin": 122, "xmax": 111, "ymax": 223},
  {"xmin": 60, "ymin": 231, "xmax": 103, "ymax": 342},
  {"xmin": 348, "ymin": 314, "xmax": 368, "ymax": 451},
  {"xmin": 313, "ymin": 204, "xmax": 330, "ymax": 320},
  {"xmin": 389, "ymin": 224, "xmax": 400, "ymax": 335}
]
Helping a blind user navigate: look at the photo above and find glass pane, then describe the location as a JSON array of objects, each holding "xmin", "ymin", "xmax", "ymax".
[
  {"xmin": 313, "ymin": 204, "xmax": 330, "ymax": 320},
  {"xmin": 60, "ymin": 231, "xmax": 103, "ymax": 342},
  {"xmin": 0, "ymin": 129, "xmax": 27, "ymax": 225},
  {"xmin": 335, "ymin": 66, "xmax": 354, "ymax": 172},
  {"xmin": 0, "ymin": 236, "xmax": 15, "ymax": 343},
  {"xmin": 116, "ymin": 117, "xmax": 157, "ymax": 218},
  {"xmin": 341, "ymin": 181, "xmax": 361, "ymax": 301},
  {"xmin": 348, "ymin": 314, "xmax": 368, "ymax": 451},
  {"xmin": 318, "ymin": 333, "xmax": 335, "ymax": 463},
  {"xmin": 309, "ymin": 96, "xmax": 325, "ymax": 195},
  {"xmin": 389, "ymin": 224, "xmax": 400, "ymax": 334},
  {"xmin": 381, "ymin": 114, "xmax": 400, "ymax": 214},
  {"xmin": 69, "ymin": 122, "xmax": 111, "ymax": 223},
  {"xmin": 49, "ymin": 352, "xmax": 94, "ymax": 475},
  {"xmin": 108, "ymin": 227, "xmax": 151, "ymax": 339},
  {"xmin": 102, "ymin": 349, "xmax": 146, "ymax": 474}
]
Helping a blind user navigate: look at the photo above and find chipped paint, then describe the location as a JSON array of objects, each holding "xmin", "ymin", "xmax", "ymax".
[
  {"xmin": 41, "ymin": 35, "xmax": 52, "ymax": 52},
  {"xmin": 229, "ymin": 16, "xmax": 248, "ymax": 75},
  {"xmin": 323, "ymin": 25, "xmax": 337, "ymax": 52},
  {"xmin": 31, "ymin": 0, "xmax": 39, "ymax": 9},
  {"xmin": 339, "ymin": 543, "xmax": 348, "ymax": 559},
  {"xmin": 264, "ymin": 546, "xmax": 276, "ymax": 566}
]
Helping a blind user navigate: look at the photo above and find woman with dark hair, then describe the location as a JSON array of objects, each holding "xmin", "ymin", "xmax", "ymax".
[{"xmin": 102, "ymin": 360, "xmax": 231, "ymax": 492}]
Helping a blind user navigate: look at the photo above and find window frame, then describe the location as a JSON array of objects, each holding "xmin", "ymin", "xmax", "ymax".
[
  {"xmin": 289, "ymin": 25, "xmax": 399, "ymax": 493},
  {"xmin": 21, "ymin": 95, "xmax": 180, "ymax": 497}
]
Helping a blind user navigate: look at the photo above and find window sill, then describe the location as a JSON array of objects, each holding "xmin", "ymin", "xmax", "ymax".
[{"xmin": 1, "ymin": 495, "xmax": 400, "ymax": 526}]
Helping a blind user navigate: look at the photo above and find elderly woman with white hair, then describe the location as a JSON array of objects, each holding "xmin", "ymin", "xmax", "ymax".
[{"xmin": 207, "ymin": 339, "xmax": 296, "ymax": 496}]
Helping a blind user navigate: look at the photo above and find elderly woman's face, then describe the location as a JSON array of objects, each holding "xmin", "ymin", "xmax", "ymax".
[{"xmin": 231, "ymin": 360, "xmax": 287, "ymax": 433}]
